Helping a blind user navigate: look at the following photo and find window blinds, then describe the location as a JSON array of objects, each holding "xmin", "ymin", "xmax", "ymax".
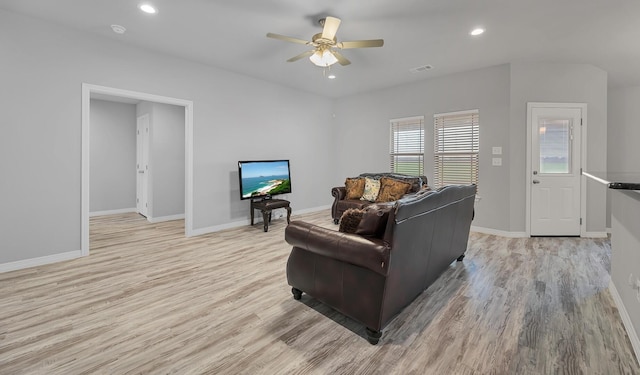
[
  {"xmin": 389, "ymin": 116, "xmax": 424, "ymax": 176},
  {"xmin": 434, "ymin": 110, "xmax": 479, "ymax": 188}
]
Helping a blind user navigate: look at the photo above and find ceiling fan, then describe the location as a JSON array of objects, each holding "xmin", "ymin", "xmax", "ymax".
[{"xmin": 266, "ymin": 16, "xmax": 384, "ymax": 67}]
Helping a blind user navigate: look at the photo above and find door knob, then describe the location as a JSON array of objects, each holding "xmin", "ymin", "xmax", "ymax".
[{"xmin": 533, "ymin": 180, "xmax": 540, "ymax": 184}]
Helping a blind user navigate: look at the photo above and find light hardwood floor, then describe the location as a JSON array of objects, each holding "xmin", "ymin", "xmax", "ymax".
[{"xmin": 1, "ymin": 211, "xmax": 638, "ymax": 374}]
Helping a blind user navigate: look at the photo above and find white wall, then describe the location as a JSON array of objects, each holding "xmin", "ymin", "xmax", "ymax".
[
  {"xmin": 509, "ymin": 63, "xmax": 608, "ymax": 233},
  {"xmin": 333, "ymin": 65, "xmax": 511, "ymax": 231},
  {"xmin": 334, "ymin": 63, "xmax": 609, "ymax": 234},
  {"xmin": 89, "ymin": 99, "xmax": 137, "ymax": 213},
  {"xmin": 607, "ymin": 84, "xmax": 640, "ymax": 362},
  {"xmin": 0, "ymin": 9, "xmax": 334, "ymax": 266},
  {"xmin": 608, "ymin": 86, "xmax": 640, "ymax": 173},
  {"xmin": 607, "ymin": 85, "xmax": 640, "ymax": 228}
]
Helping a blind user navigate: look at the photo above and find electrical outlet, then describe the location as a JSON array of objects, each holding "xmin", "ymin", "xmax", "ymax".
[{"xmin": 629, "ymin": 273, "xmax": 635, "ymax": 286}]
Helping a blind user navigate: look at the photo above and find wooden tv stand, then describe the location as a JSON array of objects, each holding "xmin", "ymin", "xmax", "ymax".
[{"xmin": 250, "ymin": 198, "xmax": 291, "ymax": 232}]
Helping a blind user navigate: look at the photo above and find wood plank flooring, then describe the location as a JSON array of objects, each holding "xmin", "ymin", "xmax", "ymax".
[{"xmin": 1, "ymin": 211, "xmax": 639, "ymax": 374}]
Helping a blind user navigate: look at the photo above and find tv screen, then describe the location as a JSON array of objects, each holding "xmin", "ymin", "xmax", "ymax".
[{"xmin": 238, "ymin": 160, "xmax": 292, "ymax": 200}]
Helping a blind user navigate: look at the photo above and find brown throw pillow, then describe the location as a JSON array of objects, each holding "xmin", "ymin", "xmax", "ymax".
[
  {"xmin": 339, "ymin": 208, "xmax": 364, "ymax": 233},
  {"xmin": 356, "ymin": 204, "xmax": 393, "ymax": 238},
  {"xmin": 375, "ymin": 177, "xmax": 412, "ymax": 203},
  {"xmin": 344, "ymin": 177, "xmax": 366, "ymax": 200}
]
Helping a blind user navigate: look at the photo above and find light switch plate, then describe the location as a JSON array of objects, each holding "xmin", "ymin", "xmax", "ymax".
[
  {"xmin": 492, "ymin": 146, "xmax": 502, "ymax": 155},
  {"xmin": 492, "ymin": 158, "xmax": 502, "ymax": 166}
]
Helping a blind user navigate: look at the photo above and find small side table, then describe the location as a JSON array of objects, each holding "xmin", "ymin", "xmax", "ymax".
[{"xmin": 250, "ymin": 198, "xmax": 291, "ymax": 232}]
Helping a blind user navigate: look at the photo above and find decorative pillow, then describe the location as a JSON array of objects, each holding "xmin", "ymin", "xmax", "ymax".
[
  {"xmin": 356, "ymin": 204, "xmax": 393, "ymax": 238},
  {"xmin": 360, "ymin": 177, "xmax": 381, "ymax": 202},
  {"xmin": 375, "ymin": 177, "xmax": 412, "ymax": 203},
  {"xmin": 344, "ymin": 177, "xmax": 366, "ymax": 200},
  {"xmin": 339, "ymin": 208, "xmax": 364, "ymax": 233}
]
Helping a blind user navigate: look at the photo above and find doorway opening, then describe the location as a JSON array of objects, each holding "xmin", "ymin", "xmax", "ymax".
[{"xmin": 81, "ymin": 84, "xmax": 194, "ymax": 256}]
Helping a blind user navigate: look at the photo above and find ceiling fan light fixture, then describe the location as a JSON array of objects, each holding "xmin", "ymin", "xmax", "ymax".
[{"xmin": 309, "ymin": 50, "xmax": 338, "ymax": 67}]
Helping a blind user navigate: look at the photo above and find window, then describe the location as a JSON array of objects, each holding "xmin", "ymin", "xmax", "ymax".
[
  {"xmin": 434, "ymin": 110, "xmax": 479, "ymax": 188},
  {"xmin": 389, "ymin": 116, "xmax": 424, "ymax": 176}
]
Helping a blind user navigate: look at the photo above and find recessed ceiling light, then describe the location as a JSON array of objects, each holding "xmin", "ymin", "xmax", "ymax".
[
  {"xmin": 470, "ymin": 28, "xmax": 485, "ymax": 36},
  {"xmin": 111, "ymin": 24, "xmax": 126, "ymax": 34},
  {"xmin": 139, "ymin": 4, "xmax": 157, "ymax": 14},
  {"xmin": 327, "ymin": 74, "xmax": 336, "ymax": 79}
]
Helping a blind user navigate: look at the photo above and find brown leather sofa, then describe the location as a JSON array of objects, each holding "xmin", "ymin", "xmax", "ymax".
[
  {"xmin": 331, "ymin": 172, "xmax": 428, "ymax": 224},
  {"xmin": 285, "ymin": 184, "xmax": 476, "ymax": 344}
]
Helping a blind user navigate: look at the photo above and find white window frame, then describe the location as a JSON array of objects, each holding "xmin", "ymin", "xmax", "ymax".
[
  {"xmin": 433, "ymin": 109, "xmax": 479, "ymax": 188},
  {"xmin": 389, "ymin": 116, "xmax": 425, "ymax": 176}
]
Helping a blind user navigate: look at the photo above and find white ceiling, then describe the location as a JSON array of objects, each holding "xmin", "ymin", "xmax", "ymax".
[{"xmin": 2, "ymin": 0, "xmax": 639, "ymax": 98}]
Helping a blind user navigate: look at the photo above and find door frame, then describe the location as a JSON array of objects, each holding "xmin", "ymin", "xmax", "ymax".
[
  {"xmin": 525, "ymin": 102, "xmax": 587, "ymax": 237},
  {"xmin": 81, "ymin": 83, "xmax": 195, "ymax": 256}
]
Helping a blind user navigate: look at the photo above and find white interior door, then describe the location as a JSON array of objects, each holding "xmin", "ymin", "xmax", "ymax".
[
  {"xmin": 529, "ymin": 106, "xmax": 582, "ymax": 236},
  {"xmin": 136, "ymin": 114, "xmax": 149, "ymax": 217}
]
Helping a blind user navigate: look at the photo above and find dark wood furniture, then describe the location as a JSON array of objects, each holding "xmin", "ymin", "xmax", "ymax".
[{"xmin": 250, "ymin": 198, "xmax": 291, "ymax": 232}]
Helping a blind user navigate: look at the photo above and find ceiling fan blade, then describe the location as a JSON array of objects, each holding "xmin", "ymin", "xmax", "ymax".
[
  {"xmin": 266, "ymin": 33, "xmax": 310, "ymax": 45},
  {"xmin": 331, "ymin": 50, "xmax": 351, "ymax": 66},
  {"xmin": 338, "ymin": 39, "xmax": 384, "ymax": 49},
  {"xmin": 286, "ymin": 50, "xmax": 315, "ymax": 62},
  {"xmin": 321, "ymin": 16, "xmax": 341, "ymax": 40}
]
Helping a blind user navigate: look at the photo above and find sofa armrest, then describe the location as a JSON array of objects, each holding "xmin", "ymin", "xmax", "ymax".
[
  {"xmin": 285, "ymin": 221, "xmax": 390, "ymax": 276},
  {"xmin": 331, "ymin": 186, "xmax": 347, "ymax": 220},
  {"xmin": 332, "ymin": 186, "xmax": 347, "ymax": 200}
]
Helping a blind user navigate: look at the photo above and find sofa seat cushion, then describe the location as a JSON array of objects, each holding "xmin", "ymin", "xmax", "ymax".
[
  {"xmin": 285, "ymin": 221, "xmax": 390, "ymax": 276},
  {"xmin": 338, "ymin": 199, "xmax": 371, "ymax": 211}
]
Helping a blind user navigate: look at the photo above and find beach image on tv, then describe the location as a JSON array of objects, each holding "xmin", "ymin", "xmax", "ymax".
[{"xmin": 240, "ymin": 161, "xmax": 291, "ymax": 198}]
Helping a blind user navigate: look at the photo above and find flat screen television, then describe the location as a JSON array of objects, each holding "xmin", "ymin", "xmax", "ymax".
[{"xmin": 238, "ymin": 160, "xmax": 292, "ymax": 200}]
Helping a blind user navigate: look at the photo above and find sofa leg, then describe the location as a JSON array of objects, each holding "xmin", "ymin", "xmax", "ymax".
[
  {"xmin": 291, "ymin": 287, "xmax": 302, "ymax": 300},
  {"xmin": 333, "ymin": 218, "xmax": 339, "ymax": 225},
  {"xmin": 456, "ymin": 253, "xmax": 465, "ymax": 261},
  {"xmin": 365, "ymin": 328, "xmax": 382, "ymax": 345}
]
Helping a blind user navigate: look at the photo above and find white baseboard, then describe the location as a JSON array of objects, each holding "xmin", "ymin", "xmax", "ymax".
[
  {"xmin": 470, "ymin": 226, "xmax": 608, "ymax": 239},
  {"xmin": 293, "ymin": 205, "xmax": 331, "ymax": 215},
  {"xmin": 584, "ymin": 231, "xmax": 608, "ymax": 238},
  {"xmin": 0, "ymin": 250, "xmax": 83, "ymax": 273},
  {"xmin": 609, "ymin": 280, "xmax": 640, "ymax": 366},
  {"xmin": 189, "ymin": 205, "xmax": 331, "ymax": 237},
  {"xmin": 190, "ymin": 219, "xmax": 251, "ymax": 236},
  {"xmin": 470, "ymin": 226, "xmax": 527, "ymax": 238},
  {"xmin": 148, "ymin": 213, "xmax": 185, "ymax": 223},
  {"xmin": 89, "ymin": 207, "xmax": 136, "ymax": 217}
]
